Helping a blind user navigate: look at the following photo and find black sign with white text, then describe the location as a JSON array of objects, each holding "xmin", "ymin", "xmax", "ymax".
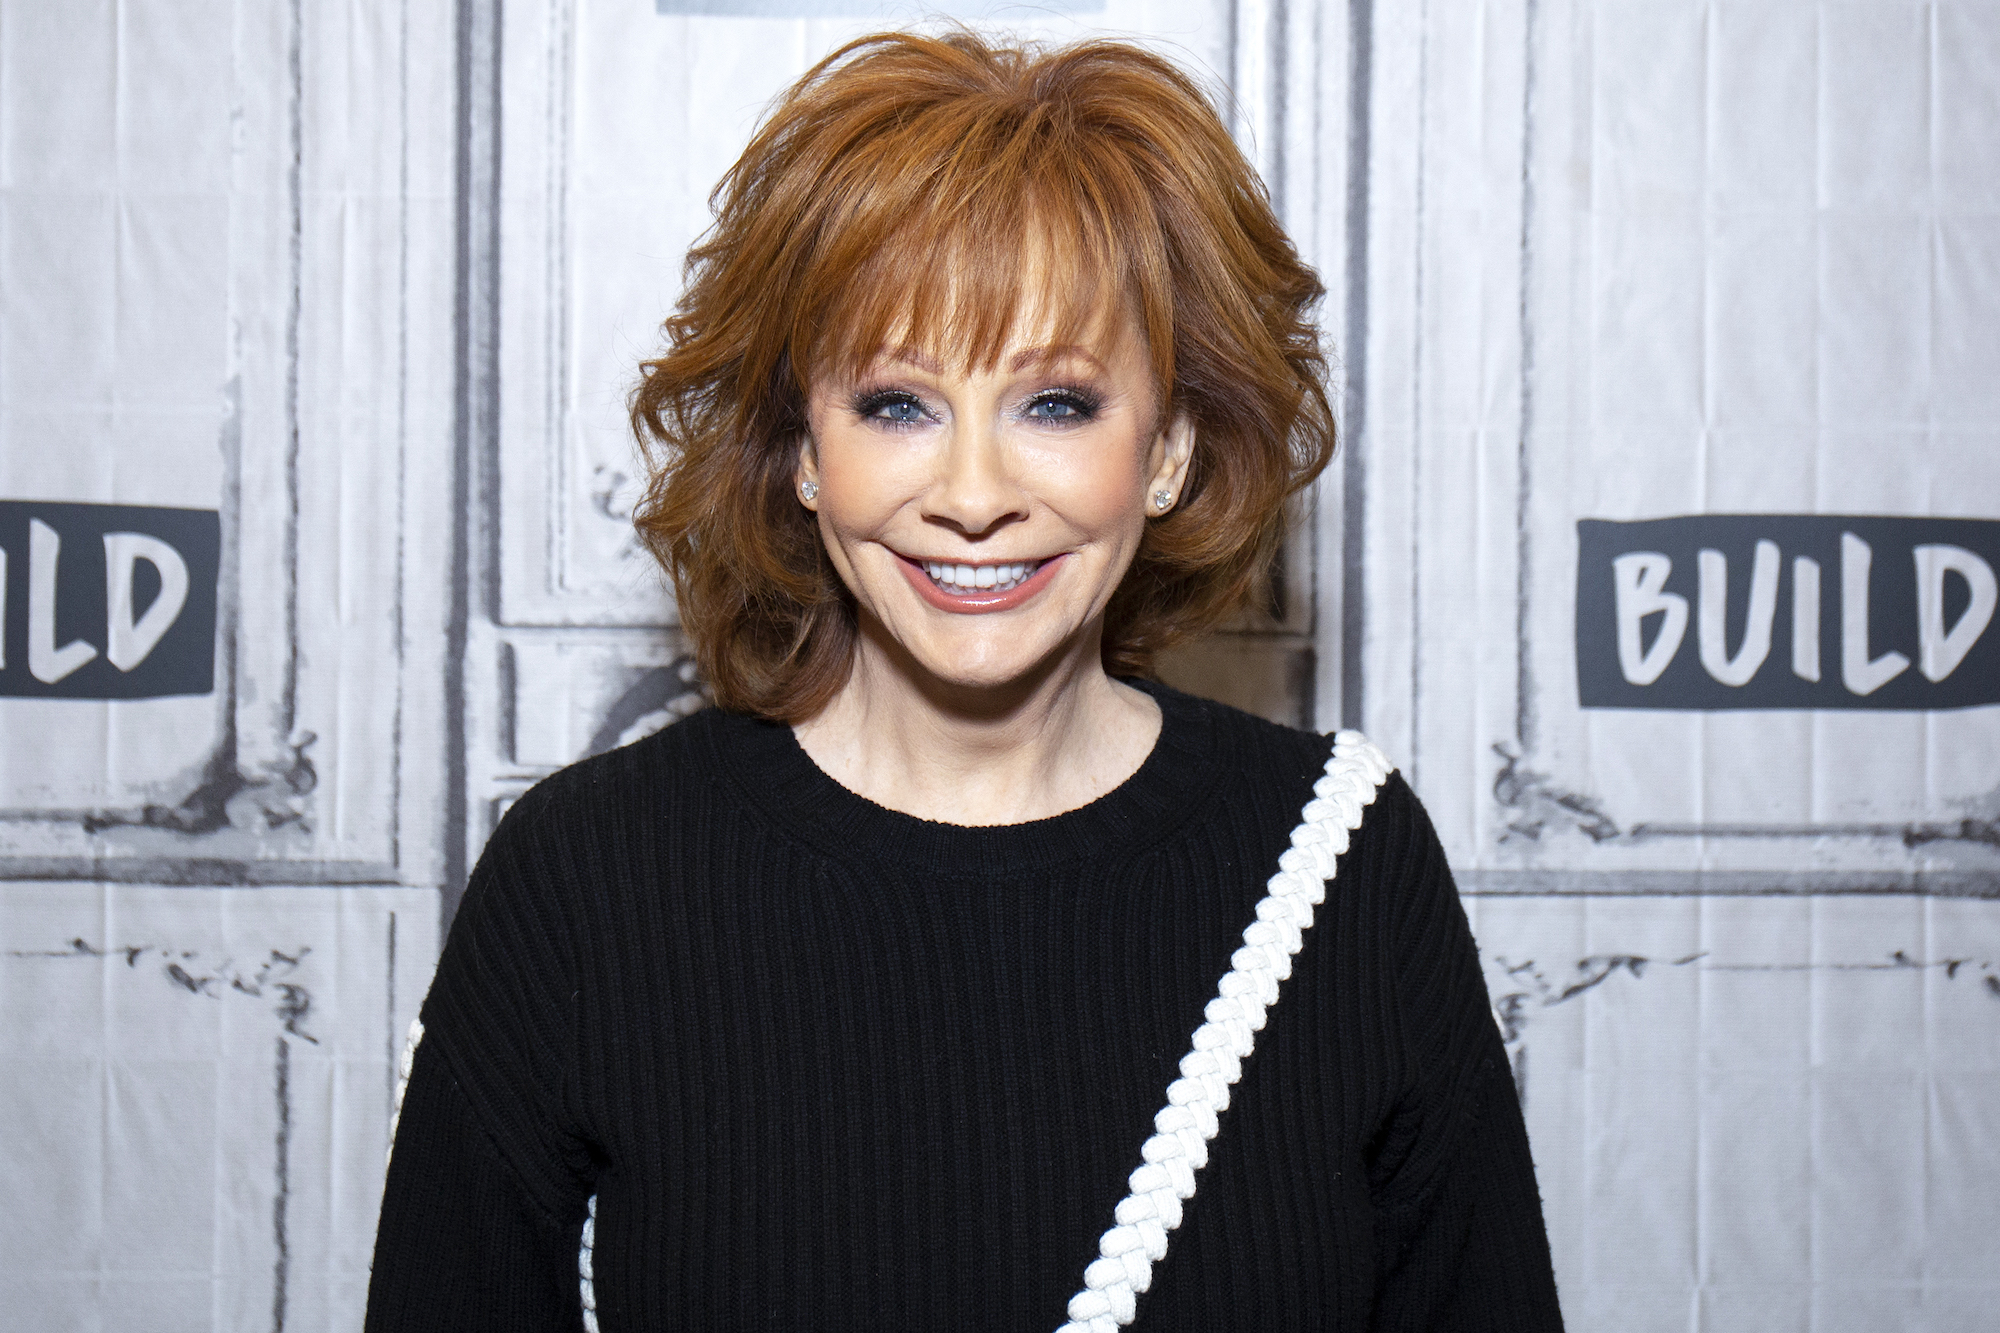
[
  {"xmin": 1577, "ymin": 515, "xmax": 2000, "ymax": 711},
  {"xmin": 0, "ymin": 500, "xmax": 219, "ymax": 700}
]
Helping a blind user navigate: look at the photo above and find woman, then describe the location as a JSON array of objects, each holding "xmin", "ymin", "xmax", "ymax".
[{"xmin": 367, "ymin": 29, "xmax": 1563, "ymax": 1332}]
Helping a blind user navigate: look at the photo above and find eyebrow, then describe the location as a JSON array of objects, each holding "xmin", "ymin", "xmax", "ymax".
[
  {"xmin": 873, "ymin": 344, "xmax": 1109, "ymax": 376},
  {"xmin": 1009, "ymin": 344, "xmax": 1109, "ymax": 375},
  {"xmin": 878, "ymin": 347, "xmax": 942, "ymax": 373}
]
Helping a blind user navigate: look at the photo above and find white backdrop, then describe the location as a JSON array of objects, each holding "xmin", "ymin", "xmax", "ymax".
[{"xmin": 0, "ymin": 1, "xmax": 1994, "ymax": 1330}]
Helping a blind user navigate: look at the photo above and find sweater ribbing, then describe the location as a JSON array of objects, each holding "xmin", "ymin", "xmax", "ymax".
[{"xmin": 367, "ymin": 682, "xmax": 1564, "ymax": 1332}]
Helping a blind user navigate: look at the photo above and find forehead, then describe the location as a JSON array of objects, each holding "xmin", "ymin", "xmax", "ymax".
[{"xmin": 801, "ymin": 211, "xmax": 1158, "ymax": 389}]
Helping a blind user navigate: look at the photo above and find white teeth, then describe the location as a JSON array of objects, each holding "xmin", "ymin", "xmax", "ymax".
[{"xmin": 920, "ymin": 558, "xmax": 1042, "ymax": 594}]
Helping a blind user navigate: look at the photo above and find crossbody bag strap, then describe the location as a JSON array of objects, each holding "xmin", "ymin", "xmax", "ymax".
[{"xmin": 1054, "ymin": 729, "xmax": 1396, "ymax": 1333}]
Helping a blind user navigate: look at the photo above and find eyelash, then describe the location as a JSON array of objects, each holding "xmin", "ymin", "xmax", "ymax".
[
  {"xmin": 851, "ymin": 389, "xmax": 929, "ymax": 427},
  {"xmin": 847, "ymin": 385, "xmax": 1105, "ymax": 428},
  {"xmin": 1021, "ymin": 387, "xmax": 1103, "ymax": 424}
]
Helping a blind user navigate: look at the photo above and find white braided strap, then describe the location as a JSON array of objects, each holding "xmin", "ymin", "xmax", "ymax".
[
  {"xmin": 1053, "ymin": 730, "xmax": 1394, "ymax": 1333},
  {"xmin": 385, "ymin": 1016, "xmax": 425, "ymax": 1170},
  {"xmin": 580, "ymin": 1192, "xmax": 601, "ymax": 1332}
]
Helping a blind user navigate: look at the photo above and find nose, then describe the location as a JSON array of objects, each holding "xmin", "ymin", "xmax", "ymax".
[{"xmin": 921, "ymin": 415, "xmax": 1027, "ymax": 537}]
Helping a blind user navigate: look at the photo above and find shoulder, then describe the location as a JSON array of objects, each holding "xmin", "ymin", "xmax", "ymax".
[
  {"xmin": 1143, "ymin": 680, "xmax": 1445, "ymax": 897},
  {"xmin": 1139, "ymin": 682, "xmax": 1442, "ymax": 892},
  {"xmin": 1142, "ymin": 680, "xmax": 1428, "ymax": 827},
  {"xmin": 515, "ymin": 700, "xmax": 728, "ymax": 804},
  {"xmin": 435, "ymin": 705, "xmax": 755, "ymax": 1007},
  {"xmin": 1137, "ymin": 678, "xmax": 1332, "ymax": 789},
  {"xmin": 489, "ymin": 702, "xmax": 754, "ymax": 848},
  {"xmin": 447, "ymin": 706, "xmax": 764, "ymax": 964}
]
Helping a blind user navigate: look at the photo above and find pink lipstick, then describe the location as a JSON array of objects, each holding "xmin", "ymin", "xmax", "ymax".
[{"xmin": 895, "ymin": 553, "xmax": 1066, "ymax": 614}]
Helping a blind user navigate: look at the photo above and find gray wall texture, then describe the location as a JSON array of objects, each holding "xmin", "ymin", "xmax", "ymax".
[{"xmin": 0, "ymin": 1, "xmax": 1994, "ymax": 1328}]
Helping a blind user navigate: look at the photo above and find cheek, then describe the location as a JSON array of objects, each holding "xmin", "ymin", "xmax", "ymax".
[
  {"xmin": 1022, "ymin": 434, "xmax": 1151, "ymax": 534},
  {"xmin": 812, "ymin": 425, "xmax": 920, "ymax": 529}
]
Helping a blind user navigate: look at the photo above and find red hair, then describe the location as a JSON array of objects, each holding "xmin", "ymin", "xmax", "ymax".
[{"xmin": 631, "ymin": 28, "xmax": 1334, "ymax": 720}]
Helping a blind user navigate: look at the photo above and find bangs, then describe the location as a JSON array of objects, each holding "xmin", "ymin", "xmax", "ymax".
[{"xmin": 778, "ymin": 88, "xmax": 1177, "ymax": 395}]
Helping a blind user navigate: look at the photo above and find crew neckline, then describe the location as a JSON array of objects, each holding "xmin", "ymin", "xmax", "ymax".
[{"xmin": 704, "ymin": 678, "xmax": 1219, "ymax": 879}]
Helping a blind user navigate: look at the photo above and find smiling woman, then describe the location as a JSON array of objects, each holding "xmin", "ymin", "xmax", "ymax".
[
  {"xmin": 629, "ymin": 30, "xmax": 1331, "ymax": 725},
  {"xmin": 789, "ymin": 301, "xmax": 1205, "ymax": 823},
  {"xmin": 367, "ymin": 27, "xmax": 1563, "ymax": 1333}
]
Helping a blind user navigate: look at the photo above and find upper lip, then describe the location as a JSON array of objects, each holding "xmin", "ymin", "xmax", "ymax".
[{"xmin": 898, "ymin": 552, "xmax": 1053, "ymax": 566}]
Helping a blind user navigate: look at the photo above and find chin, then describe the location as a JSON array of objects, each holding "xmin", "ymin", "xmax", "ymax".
[{"xmin": 905, "ymin": 627, "xmax": 1073, "ymax": 695}]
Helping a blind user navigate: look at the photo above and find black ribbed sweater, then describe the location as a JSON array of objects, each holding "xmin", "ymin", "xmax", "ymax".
[{"xmin": 366, "ymin": 682, "xmax": 1563, "ymax": 1331}]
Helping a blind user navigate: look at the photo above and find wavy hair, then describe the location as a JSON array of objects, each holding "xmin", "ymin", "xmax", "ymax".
[{"xmin": 631, "ymin": 28, "xmax": 1334, "ymax": 720}]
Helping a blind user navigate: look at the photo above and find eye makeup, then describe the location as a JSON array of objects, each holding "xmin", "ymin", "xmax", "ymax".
[
  {"xmin": 1019, "ymin": 385, "xmax": 1104, "ymax": 424},
  {"xmin": 845, "ymin": 382, "xmax": 1110, "ymax": 430},
  {"xmin": 849, "ymin": 387, "xmax": 931, "ymax": 427}
]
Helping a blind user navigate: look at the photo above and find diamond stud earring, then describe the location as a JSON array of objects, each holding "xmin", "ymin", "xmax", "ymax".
[
  {"xmin": 1153, "ymin": 489, "xmax": 1173, "ymax": 510},
  {"xmin": 800, "ymin": 480, "xmax": 819, "ymax": 502}
]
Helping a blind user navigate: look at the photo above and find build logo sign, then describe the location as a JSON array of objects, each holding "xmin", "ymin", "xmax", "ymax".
[
  {"xmin": 1578, "ymin": 516, "xmax": 2000, "ymax": 711},
  {"xmin": 0, "ymin": 501, "xmax": 220, "ymax": 700}
]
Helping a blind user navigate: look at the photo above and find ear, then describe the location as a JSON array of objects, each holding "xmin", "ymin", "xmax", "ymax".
[
  {"xmin": 1144, "ymin": 413, "xmax": 1196, "ymax": 516},
  {"xmin": 795, "ymin": 435, "xmax": 821, "ymax": 512}
]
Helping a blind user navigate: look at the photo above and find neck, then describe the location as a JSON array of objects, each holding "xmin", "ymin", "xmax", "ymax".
[{"xmin": 791, "ymin": 616, "xmax": 1162, "ymax": 825}]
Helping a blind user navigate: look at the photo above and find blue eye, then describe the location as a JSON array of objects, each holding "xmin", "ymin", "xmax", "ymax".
[
  {"xmin": 855, "ymin": 391, "xmax": 927, "ymax": 425},
  {"xmin": 1025, "ymin": 390, "xmax": 1100, "ymax": 422}
]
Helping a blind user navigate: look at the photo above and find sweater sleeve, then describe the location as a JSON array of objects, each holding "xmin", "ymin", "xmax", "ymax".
[
  {"xmin": 365, "ymin": 1042, "xmax": 585, "ymax": 1330},
  {"xmin": 365, "ymin": 790, "xmax": 594, "ymax": 1332},
  {"xmin": 1363, "ymin": 777, "xmax": 1565, "ymax": 1333}
]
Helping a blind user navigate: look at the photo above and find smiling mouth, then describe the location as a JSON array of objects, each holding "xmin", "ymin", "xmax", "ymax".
[{"xmin": 919, "ymin": 558, "xmax": 1047, "ymax": 595}]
